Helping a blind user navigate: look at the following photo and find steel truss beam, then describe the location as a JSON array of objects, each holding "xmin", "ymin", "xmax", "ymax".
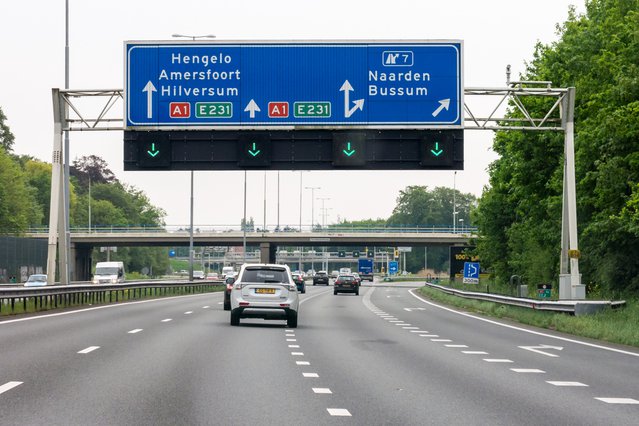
[{"xmin": 50, "ymin": 83, "xmax": 583, "ymax": 299}]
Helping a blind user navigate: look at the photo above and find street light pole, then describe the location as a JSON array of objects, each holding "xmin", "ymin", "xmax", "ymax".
[
  {"xmin": 305, "ymin": 186, "xmax": 321, "ymax": 231},
  {"xmin": 453, "ymin": 171, "xmax": 457, "ymax": 233},
  {"xmin": 318, "ymin": 197, "xmax": 330, "ymax": 271}
]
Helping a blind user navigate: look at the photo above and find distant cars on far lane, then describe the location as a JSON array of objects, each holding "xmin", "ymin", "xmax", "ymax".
[{"xmin": 24, "ymin": 274, "xmax": 48, "ymax": 287}]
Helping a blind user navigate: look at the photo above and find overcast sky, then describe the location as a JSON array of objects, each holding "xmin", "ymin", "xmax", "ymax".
[{"xmin": 1, "ymin": 0, "xmax": 585, "ymax": 229}]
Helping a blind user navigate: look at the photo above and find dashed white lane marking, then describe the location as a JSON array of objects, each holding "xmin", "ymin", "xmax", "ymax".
[
  {"xmin": 547, "ymin": 381, "xmax": 588, "ymax": 387},
  {"xmin": 217, "ymin": 302, "xmax": 223, "ymax": 305},
  {"xmin": 511, "ymin": 369, "xmax": 545, "ymax": 373},
  {"xmin": 431, "ymin": 339, "xmax": 452, "ymax": 342},
  {"xmin": 286, "ymin": 339, "xmax": 297, "ymax": 342},
  {"xmin": 286, "ymin": 334, "xmax": 296, "ymax": 337},
  {"xmin": 296, "ymin": 361, "xmax": 310, "ymax": 365},
  {"xmin": 420, "ymin": 334, "xmax": 439, "ymax": 337},
  {"xmin": 327, "ymin": 408, "xmax": 352, "ymax": 416},
  {"xmin": 184, "ymin": 311, "xmax": 193, "ymax": 315},
  {"xmin": 285, "ymin": 329, "xmax": 295, "ymax": 332},
  {"xmin": 483, "ymin": 359, "xmax": 514, "ymax": 363},
  {"xmin": 202, "ymin": 306, "xmax": 210, "ymax": 309},
  {"xmin": 402, "ymin": 326, "xmax": 419, "ymax": 329},
  {"xmin": 462, "ymin": 351, "xmax": 489, "ymax": 355},
  {"xmin": 395, "ymin": 324, "xmax": 411, "ymax": 326},
  {"xmin": 595, "ymin": 397, "xmax": 639, "ymax": 404},
  {"xmin": 389, "ymin": 320, "xmax": 403, "ymax": 323},
  {"xmin": 289, "ymin": 345, "xmax": 300, "ymax": 348},
  {"xmin": 410, "ymin": 330, "xmax": 427, "ymax": 333},
  {"xmin": 303, "ymin": 373, "xmax": 319, "ymax": 378},
  {"xmin": 445, "ymin": 344, "xmax": 469, "ymax": 348},
  {"xmin": 291, "ymin": 352, "xmax": 304, "ymax": 356},
  {"xmin": 128, "ymin": 329, "xmax": 143, "ymax": 334},
  {"xmin": 0, "ymin": 381, "xmax": 22, "ymax": 395},
  {"xmin": 161, "ymin": 318, "xmax": 172, "ymax": 322},
  {"xmin": 77, "ymin": 346, "xmax": 100, "ymax": 354},
  {"xmin": 313, "ymin": 388, "xmax": 332, "ymax": 394}
]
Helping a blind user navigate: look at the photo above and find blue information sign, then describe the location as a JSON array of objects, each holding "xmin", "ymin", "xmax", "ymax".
[
  {"xmin": 463, "ymin": 262, "xmax": 480, "ymax": 284},
  {"xmin": 125, "ymin": 41, "xmax": 463, "ymax": 129},
  {"xmin": 389, "ymin": 261, "xmax": 399, "ymax": 275}
]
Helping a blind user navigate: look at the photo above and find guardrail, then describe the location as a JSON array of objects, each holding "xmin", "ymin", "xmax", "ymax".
[
  {"xmin": 0, "ymin": 280, "xmax": 223, "ymax": 316},
  {"xmin": 423, "ymin": 282, "xmax": 625, "ymax": 315},
  {"xmin": 26, "ymin": 224, "xmax": 478, "ymax": 235}
]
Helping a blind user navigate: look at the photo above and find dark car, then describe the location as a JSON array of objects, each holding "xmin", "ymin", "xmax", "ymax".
[
  {"xmin": 223, "ymin": 276, "xmax": 235, "ymax": 310},
  {"xmin": 313, "ymin": 270, "xmax": 329, "ymax": 286},
  {"xmin": 334, "ymin": 274, "xmax": 359, "ymax": 296},
  {"xmin": 292, "ymin": 272, "xmax": 306, "ymax": 294}
]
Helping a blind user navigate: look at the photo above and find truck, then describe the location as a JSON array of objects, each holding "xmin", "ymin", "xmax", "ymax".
[
  {"xmin": 358, "ymin": 258, "xmax": 374, "ymax": 282},
  {"xmin": 92, "ymin": 261, "xmax": 125, "ymax": 284}
]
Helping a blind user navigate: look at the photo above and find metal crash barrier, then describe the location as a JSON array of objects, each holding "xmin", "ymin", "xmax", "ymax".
[{"xmin": 0, "ymin": 281, "xmax": 223, "ymax": 316}]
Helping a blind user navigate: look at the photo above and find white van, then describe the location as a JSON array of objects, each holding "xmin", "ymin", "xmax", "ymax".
[
  {"xmin": 221, "ymin": 266, "xmax": 235, "ymax": 279},
  {"xmin": 93, "ymin": 261, "xmax": 125, "ymax": 284}
]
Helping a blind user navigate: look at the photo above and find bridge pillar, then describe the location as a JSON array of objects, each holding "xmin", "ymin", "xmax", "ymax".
[
  {"xmin": 71, "ymin": 244, "xmax": 92, "ymax": 282},
  {"xmin": 260, "ymin": 243, "xmax": 276, "ymax": 264}
]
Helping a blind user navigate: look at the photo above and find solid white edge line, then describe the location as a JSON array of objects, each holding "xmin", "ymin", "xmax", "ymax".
[
  {"xmin": 0, "ymin": 381, "xmax": 23, "ymax": 395},
  {"xmin": 77, "ymin": 346, "xmax": 100, "ymax": 354},
  {"xmin": 409, "ymin": 289, "xmax": 639, "ymax": 358}
]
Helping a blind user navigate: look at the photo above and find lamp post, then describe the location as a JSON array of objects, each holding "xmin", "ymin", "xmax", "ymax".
[
  {"xmin": 305, "ymin": 186, "xmax": 321, "ymax": 231},
  {"xmin": 453, "ymin": 171, "xmax": 457, "ymax": 233},
  {"xmin": 459, "ymin": 218, "xmax": 464, "ymax": 233},
  {"xmin": 318, "ymin": 197, "xmax": 331, "ymax": 270}
]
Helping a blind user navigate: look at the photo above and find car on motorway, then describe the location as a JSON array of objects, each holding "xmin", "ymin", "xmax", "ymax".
[
  {"xmin": 312, "ymin": 270, "xmax": 329, "ymax": 285},
  {"xmin": 334, "ymin": 274, "xmax": 359, "ymax": 296},
  {"xmin": 223, "ymin": 276, "xmax": 235, "ymax": 310},
  {"xmin": 24, "ymin": 274, "xmax": 48, "ymax": 287},
  {"xmin": 193, "ymin": 270, "xmax": 205, "ymax": 279},
  {"xmin": 205, "ymin": 272, "xmax": 219, "ymax": 280},
  {"xmin": 229, "ymin": 263, "xmax": 299, "ymax": 327},
  {"xmin": 352, "ymin": 272, "xmax": 362, "ymax": 285},
  {"xmin": 292, "ymin": 272, "xmax": 306, "ymax": 293},
  {"xmin": 330, "ymin": 270, "xmax": 340, "ymax": 279}
]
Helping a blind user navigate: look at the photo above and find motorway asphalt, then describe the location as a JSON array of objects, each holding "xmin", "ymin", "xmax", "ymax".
[{"xmin": 0, "ymin": 281, "xmax": 638, "ymax": 425}]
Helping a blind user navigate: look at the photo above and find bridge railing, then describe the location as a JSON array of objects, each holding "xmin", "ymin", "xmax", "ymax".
[{"xmin": 27, "ymin": 224, "xmax": 477, "ymax": 235}]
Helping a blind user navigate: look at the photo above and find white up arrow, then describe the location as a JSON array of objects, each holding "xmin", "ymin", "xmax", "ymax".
[
  {"xmin": 432, "ymin": 98, "xmax": 450, "ymax": 117},
  {"xmin": 244, "ymin": 99, "xmax": 261, "ymax": 118},
  {"xmin": 340, "ymin": 80, "xmax": 364, "ymax": 118},
  {"xmin": 142, "ymin": 81, "xmax": 157, "ymax": 119}
]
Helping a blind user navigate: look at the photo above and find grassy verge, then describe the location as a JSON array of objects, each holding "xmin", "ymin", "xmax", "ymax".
[{"xmin": 417, "ymin": 285, "xmax": 639, "ymax": 348}]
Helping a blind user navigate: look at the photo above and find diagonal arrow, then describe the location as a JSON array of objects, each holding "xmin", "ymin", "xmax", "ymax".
[
  {"xmin": 142, "ymin": 81, "xmax": 157, "ymax": 119},
  {"xmin": 340, "ymin": 80, "xmax": 365, "ymax": 118},
  {"xmin": 432, "ymin": 98, "xmax": 450, "ymax": 117},
  {"xmin": 518, "ymin": 344, "xmax": 563, "ymax": 357}
]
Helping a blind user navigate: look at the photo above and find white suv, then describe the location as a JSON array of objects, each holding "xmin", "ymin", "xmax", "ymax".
[{"xmin": 229, "ymin": 264, "xmax": 299, "ymax": 328}]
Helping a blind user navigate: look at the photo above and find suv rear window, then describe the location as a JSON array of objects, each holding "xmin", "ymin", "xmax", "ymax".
[{"xmin": 242, "ymin": 268, "xmax": 288, "ymax": 283}]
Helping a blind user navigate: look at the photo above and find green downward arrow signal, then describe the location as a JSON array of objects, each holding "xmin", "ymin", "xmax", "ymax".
[
  {"xmin": 343, "ymin": 142, "xmax": 356, "ymax": 157},
  {"xmin": 147, "ymin": 143, "xmax": 160, "ymax": 157},
  {"xmin": 430, "ymin": 142, "xmax": 443, "ymax": 157},
  {"xmin": 248, "ymin": 142, "xmax": 261, "ymax": 157}
]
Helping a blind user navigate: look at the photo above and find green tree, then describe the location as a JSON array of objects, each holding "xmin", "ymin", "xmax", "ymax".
[
  {"xmin": 0, "ymin": 107, "xmax": 15, "ymax": 152},
  {"xmin": 0, "ymin": 148, "xmax": 39, "ymax": 234},
  {"xmin": 475, "ymin": 0, "xmax": 639, "ymax": 293}
]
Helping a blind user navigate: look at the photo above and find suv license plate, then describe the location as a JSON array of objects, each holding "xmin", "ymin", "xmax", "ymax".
[{"xmin": 255, "ymin": 288, "xmax": 276, "ymax": 294}]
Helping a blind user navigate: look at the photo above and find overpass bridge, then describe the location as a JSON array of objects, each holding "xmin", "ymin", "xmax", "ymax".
[{"xmin": 27, "ymin": 226, "xmax": 475, "ymax": 280}]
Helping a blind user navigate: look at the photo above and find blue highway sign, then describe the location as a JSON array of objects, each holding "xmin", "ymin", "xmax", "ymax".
[
  {"xmin": 389, "ymin": 261, "xmax": 399, "ymax": 275},
  {"xmin": 125, "ymin": 41, "xmax": 463, "ymax": 129},
  {"xmin": 463, "ymin": 262, "xmax": 480, "ymax": 284}
]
